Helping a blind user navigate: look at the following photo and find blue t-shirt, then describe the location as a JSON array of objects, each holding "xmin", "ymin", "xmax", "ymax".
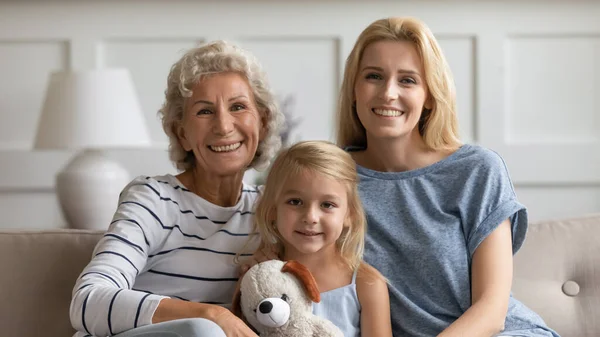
[{"xmin": 352, "ymin": 144, "xmax": 559, "ymax": 337}]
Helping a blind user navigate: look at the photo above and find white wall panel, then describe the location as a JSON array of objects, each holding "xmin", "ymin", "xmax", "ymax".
[
  {"xmin": 515, "ymin": 185, "xmax": 600, "ymax": 222},
  {"xmin": 506, "ymin": 36, "xmax": 599, "ymax": 144},
  {"xmin": 496, "ymin": 35, "xmax": 600, "ymax": 184},
  {"xmin": 0, "ymin": 192, "xmax": 65, "ymax": 229},
  {"xmin": 0, "ymin": 41, "xmax": 68, "ymax": 150},
  {"xmin": 238, "ymin": 37, "xmax": 340, "ymax": 144},
  {"xmin": 437, "ymin": 36, "xmax": 476, "ymax": 143},
  {"xmin": 100, "ymin": 39, "xmax": 203, "ymax": 147}
]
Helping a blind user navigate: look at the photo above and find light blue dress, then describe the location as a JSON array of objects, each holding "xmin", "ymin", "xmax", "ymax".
[{"xmin": 312, "ymin": 268, "xmax": 361, "ymax": 337}]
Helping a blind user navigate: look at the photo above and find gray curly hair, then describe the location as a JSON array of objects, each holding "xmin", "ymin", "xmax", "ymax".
[{"xmin": 159, "ymin": 40, "xmax": 284, "ymax": 171}]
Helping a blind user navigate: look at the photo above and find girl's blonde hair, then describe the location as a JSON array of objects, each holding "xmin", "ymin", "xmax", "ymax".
[
  {"xmin": 337, "ymin": 17, "xmax": 462, "ymax": 150},
  {"xmin": 254, "ymin": 141, "xmax": 366, "ymax": 271},
  {"xmin": 159, "ymin": 40, "xmax": 284, "ymax": 171}
]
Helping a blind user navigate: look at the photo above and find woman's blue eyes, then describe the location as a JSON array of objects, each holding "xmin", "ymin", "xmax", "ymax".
[
  {"xmin": 400, "ymin": 78, "xmax": 416, "ymax": 84},
  {"xmin": 365, "ymin": 73, "xmax": 416, "ymax": 84},
  {"xmin": 365, "ymin": 73, "xmax": 383, "ymax": 80}
]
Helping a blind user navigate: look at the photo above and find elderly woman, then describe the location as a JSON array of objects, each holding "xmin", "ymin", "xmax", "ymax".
[{"xmin": 70, "ymin": 41, "xmax": 283, "ymax": 337}]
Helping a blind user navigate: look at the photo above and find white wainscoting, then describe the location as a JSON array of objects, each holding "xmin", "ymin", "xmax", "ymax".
[{"xmin": 0, "ymin": 1, "xmax": 599, "ymax": 229}]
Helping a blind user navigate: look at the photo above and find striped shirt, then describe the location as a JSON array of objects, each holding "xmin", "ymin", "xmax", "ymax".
[{"xmin": 70, "ymin": 174, "xmax": 260, "ymax": 337}]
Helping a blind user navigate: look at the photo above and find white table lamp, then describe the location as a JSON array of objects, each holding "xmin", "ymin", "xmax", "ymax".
[{"xmin": 34, "ymin": 69, "xmax": 151, "ymax": 230}]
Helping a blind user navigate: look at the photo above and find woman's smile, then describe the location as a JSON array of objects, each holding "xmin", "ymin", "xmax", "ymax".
[
  {"xmin": 372, "ymin": 108, "xmax": 404, "ymax": 117},
  {"xmin": 208, "ymin": 141, "xmax": 242, "ymax": 152}
]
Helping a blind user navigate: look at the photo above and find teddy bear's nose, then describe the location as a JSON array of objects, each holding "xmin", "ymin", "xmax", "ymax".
[{"xmin": 259, "ymin": 301, "xmax": 273, "ymax": 314}]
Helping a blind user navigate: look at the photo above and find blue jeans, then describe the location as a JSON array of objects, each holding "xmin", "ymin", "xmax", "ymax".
[{"xmin": 114, "ymin": 318, "xmax": 226, "ymax": 337}]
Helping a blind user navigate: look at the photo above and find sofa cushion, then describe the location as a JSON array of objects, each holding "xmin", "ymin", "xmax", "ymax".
[
  {"xmin": 0, "ymin": 229, "xmax": 103, "ymax": 337},
  {"xmin": 513, "ymin": 214, "xmax": 600, "ymax": 337}
]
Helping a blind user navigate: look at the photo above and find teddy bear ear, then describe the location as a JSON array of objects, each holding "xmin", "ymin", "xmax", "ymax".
[{"xmin": 281, "ymin": 260, "xmax": 321, "ymax": 303}]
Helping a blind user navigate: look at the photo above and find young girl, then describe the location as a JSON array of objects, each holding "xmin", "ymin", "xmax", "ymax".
[
  {"xmin": 336, "ymin": 17, "xmax": 560, "ymax": 337},
  {"xmin": 252, "ymin": 140, "xmax": 392, "ymax": 337}
]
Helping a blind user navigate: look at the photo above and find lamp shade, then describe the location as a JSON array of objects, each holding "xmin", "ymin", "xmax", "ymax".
[{"xmin": 34, "ymin": 69, "xmax": 151, "ymax": 149}]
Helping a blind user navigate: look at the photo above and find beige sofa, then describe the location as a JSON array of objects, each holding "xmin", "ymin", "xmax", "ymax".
[{"xmin": 1, "ymin": 215, "xmax": 599, "ymax": 337}]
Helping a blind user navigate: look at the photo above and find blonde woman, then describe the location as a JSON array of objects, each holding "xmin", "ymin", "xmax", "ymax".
[
  {"xmin": 70, "ymin": 40, "xmax": 283, "ymax": 337},
  {"xmin": 337, "ymin": 17, "xmax": 559, "ymax": 337},
  {"xmin": 251, "ymin": 140, "xmax": 391, "ymax": 337}
]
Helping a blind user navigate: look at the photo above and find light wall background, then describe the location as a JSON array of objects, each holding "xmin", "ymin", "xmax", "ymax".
[{"xmin": 1, "ymin": 0, "xmax": 599, "ymax": 229}]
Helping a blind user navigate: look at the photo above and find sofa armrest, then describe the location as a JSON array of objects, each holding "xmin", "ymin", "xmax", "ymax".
[
  {"xmin": 513, "ymin": 214, "xmax": 600, "ymax": 337},
  {"xmin": 0, "ymin": 229, "xmax": 103, "ymax": 337}
]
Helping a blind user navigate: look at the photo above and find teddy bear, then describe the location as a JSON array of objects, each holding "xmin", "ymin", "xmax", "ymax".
[{"xmin": 232, "ymin": 260, "xmax": 343, "ymax": 337}]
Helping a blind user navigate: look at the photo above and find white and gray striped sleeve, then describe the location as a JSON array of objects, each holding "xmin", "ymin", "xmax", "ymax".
[{"xmin": 70, "ymin": 176, "xmax": 169, "ymax": 336}]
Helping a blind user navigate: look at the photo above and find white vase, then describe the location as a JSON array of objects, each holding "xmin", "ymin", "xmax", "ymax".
[{"xmin": 56, "ymin": 149, "xmax": 130, "ymax": 230}]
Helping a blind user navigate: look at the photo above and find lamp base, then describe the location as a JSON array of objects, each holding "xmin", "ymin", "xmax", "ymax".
[{"xmin": 56, "ymin": 149, "xmax": 130, "ymax": 230}]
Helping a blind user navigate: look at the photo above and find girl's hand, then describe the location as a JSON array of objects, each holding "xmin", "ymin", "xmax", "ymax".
[
  {"xmin": 212, "ymin": 308, "xmax": 258, "ymax": 337},
  {"xmin": 240, "ymin": 244, "xmax": 279, "ymax": 275}
]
